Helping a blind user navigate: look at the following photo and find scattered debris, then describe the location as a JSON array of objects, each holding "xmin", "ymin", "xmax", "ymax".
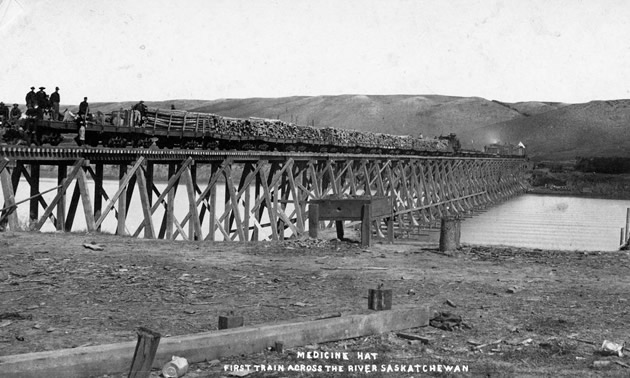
[
  {"xmin": 614, "ymin": 360, "xmax": 630, "ymax": 368},
  {"xmin": 396, "ymin": 332, "xmax": 433, "ymax": 344},
  {"xmin": 600, "ymin": 340, "xmax": 624, "ymax": 357},
  {"xmin": 506, "ymin": 286, "xmax": 520, "ymax": 294},
  {"xmin": 429, "ymin": 312, "xmax": 471, "ymax": 331},
  {"xmin": 445, "ymin": 299, "xmax": 457, "ymax": 307},
  {"xmin": 83, "ymin": 243, "xmax": 104, "ymax": 251},
  {"xmin": 0, "ymin": 312, "xmax": 33, "ymax": 321},
  {"xmin": 592, "ymin": 360, "xmax": 611, "ymax": 369},
  {"xmin": 314, "ymin": 312, "xmax": 342, "ymax": 320},
  {"xmin": 162, "ymin": 356, "xmax": 189, "ymax": 378},
  {"xmin": 474, "ymin": 339, "xmax": 503, "ymax": 350}
]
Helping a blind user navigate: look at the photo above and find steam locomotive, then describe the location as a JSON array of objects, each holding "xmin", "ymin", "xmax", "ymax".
[{"xmin": 1, "ymin": 107, "xmax": 485, "ymax": 156}]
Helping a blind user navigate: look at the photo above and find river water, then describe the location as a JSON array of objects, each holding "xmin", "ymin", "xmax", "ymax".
[
  {"xmin": 7, "ymin": 179, "xmax": 629, "ymax": 251},
  {"xmin": 460, "ymin": 194, "xmax": 630, "ymax": 251}
]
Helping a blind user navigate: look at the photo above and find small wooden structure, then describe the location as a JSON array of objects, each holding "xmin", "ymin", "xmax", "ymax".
[{"xmin": 308, "ymin": 196, "xmax": 393, "ymax": 246}]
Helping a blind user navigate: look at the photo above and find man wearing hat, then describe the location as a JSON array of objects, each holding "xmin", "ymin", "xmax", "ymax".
[
  {"xmin": 10, "ymin": 104, "xmax": 21, "ymax": 121},
  {"xmin": 50, "ymin": 87, "xmax": 60, "ymax": 121},
  {"xmin": 36, "ymin": 87, "xmax": 47, "ymax": 108},
  {"xmin": 25, "ymin": 87, "xmax": 36, "ymax": 109}
]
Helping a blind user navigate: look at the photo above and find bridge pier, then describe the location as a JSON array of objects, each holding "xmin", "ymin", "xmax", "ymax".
[{"xmin": 0, "ymin": 147, "xmax": 530, "ymax": 242}]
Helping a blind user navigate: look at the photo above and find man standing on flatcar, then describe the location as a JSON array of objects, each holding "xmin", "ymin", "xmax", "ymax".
[
  {"xmin": 79, "ymin": 97, "xmax": 89, "ymax": 116},
  {"xmin": 50, "ymin": 87, "xmax": 60, "ymax": 121},
  {"xmin": 132, "ymin": 100, "xmax": 147, "ymax": 126},
  {"xmin": 35, "ymin": 87, "xmax": 47, "ymax": 108},
  {"xmin": 35, "ymin": 87, "xmax": 47, "ymax": 119},
  {"xmin": 25, "ymin": 87, "xmax": 36, "ymax": 109},
  {"xmin": 75, "ymin": 115, "xmax": 87, "ymax": 146}
]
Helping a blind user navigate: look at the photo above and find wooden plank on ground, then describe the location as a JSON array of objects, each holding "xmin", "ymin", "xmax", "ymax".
[{"xmin": 0, "ymin": 306, "xmax": 429, "ymax": 378}]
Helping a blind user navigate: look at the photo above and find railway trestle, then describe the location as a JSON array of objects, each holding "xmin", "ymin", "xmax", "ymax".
[{"xmin": 0, "ymin": 147, "xmax": 530, "ymax": 241}]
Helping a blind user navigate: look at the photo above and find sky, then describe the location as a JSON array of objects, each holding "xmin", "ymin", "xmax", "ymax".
[{"xmin": 1, "ymin": 0, "xmax": 630, "ymax": 105}]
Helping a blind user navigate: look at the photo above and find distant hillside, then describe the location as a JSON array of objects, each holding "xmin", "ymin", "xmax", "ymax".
[
  {"xmin": 188, "ymin": 95, "xmax": 524, "ymax": 137},
  {"xmin": 82, "ymin": 95, "xmax": 630, "ymax": 161},
  {"xmin": 459, "ymin": 100, "xmax": 630, "ymax": 160}
]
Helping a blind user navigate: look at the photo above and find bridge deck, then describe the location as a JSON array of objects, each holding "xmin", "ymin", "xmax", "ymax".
[{"xmin": 0, "ymin": 146, "xmax": 520, "ymax": 162}]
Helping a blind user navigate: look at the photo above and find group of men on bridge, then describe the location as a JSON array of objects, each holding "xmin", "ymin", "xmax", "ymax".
[
  {"xmin": 0, "ymin": 102, "xmax": 21, "ymax": 125},
  {"xmin": 1, "ymin": 85, "xmax": 151, "ymax": 146},
  {"xmin": 24, "ymin": 86, "xmax": 62, "ymax": 121}
]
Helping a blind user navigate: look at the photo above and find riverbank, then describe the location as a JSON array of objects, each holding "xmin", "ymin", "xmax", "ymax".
[
  {"xmin": 530, "ymin": 165, "xmax": 630, "ymax": 200},
  {"xmin": 2, "ymin": 231, "xmax": 630, "ymax": 377}
]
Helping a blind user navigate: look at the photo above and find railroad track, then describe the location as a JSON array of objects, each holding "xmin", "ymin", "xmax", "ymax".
[{"xmin": 0, "ymin": 145, "xmax": 520, "ymax": 162}]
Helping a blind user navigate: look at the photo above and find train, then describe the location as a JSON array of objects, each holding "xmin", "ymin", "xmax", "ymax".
[{"xmin": 0, "ymin": 107, "xmax": 520, "ymax": 157}]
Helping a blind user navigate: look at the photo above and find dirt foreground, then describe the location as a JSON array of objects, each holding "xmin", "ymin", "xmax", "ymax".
[{"xmin": 2, "ymin": 230, "xmax": 630, "ymax": 377}]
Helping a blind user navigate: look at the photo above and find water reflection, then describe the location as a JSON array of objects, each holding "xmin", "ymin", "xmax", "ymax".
[{"xmin": 461, "ymin": 194, "xmax": 630, "ymax": 251}]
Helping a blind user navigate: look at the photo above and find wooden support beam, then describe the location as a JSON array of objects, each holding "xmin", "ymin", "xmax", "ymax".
[
  {"xmin": 3, "ymin": 164, "xmax": 57, "ymax": 226},
  {"xmin": 117, "ymin": 163, "xmax": 128, "ymax": 236},
  {"xmin": 64, "ymin": 183, "xmax": 80, "ymax": 232},
  {"xmin": 166, "ymin": 163, "xmax": 176, "ymax": 239},
  {"xmin": 76, "ymin": 168, "xmax": 96, "ymax": 232},
  {"xmin": 56, "ymin": 166, "xmax": 66, "ymax": 231},
  {"xmin": 0, "ymin": 307, "xmax": 430, "ymax": 378},
  {"xmin": 224, "ymin": 165, "xmax": 245, "ymax": 241},
  {"xmin": 208, "ymin": 164, "xmax": 218, "ymax": 241},
  {"xmin": 135, "ymin": 167, "xmax": 155, "ymax": 239},
  {"xmin": 124, "ymin": 173, "xmax": 137, "ymax": 218},
  {"xmin": 0, "ymin": 157, "xmax": 9, "ymax": 174},
  {"xmin": 11, "ymin": 161, "xmax": 21, "ymax": 194},
  {"xmin": 95, "ymin": 157, "xmax": 145, "ymax": 230},
  {"xmin": 29, "ymin": 163, "xmax": 40, "ymax": 221},
  {"xmin": 188, "ymin": 164, "xmax": 198, "ymax": 240},
  {"xmin": 93, "ymin": 163, "xmax": 103, "ymax": 227},
  {"xmin": 135, "ymin": 159, "xmax": 193, "ymax": 238},
  {"xmin": 34, "ymin": 159, "xmax": 84, "ymax": 231},
  {"xmin": 252, "ymin": 167, "xmax": 262, "ymax": 241},
  {"xmin": 183, "ymin": 167, "xmax": 201, "ymax": 241},
  {"xmin": 145, "ymin": 162, "xmax": 154, "ymax": 207},
  {"xmin": 0, "ymin": 166, "xmax": 18, "ymax": 230}
]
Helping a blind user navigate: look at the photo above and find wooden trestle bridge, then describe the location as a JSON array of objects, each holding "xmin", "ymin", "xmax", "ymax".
[{"xmin": 0, "ymin": 147, "xmax": 530, "ymax": 242}]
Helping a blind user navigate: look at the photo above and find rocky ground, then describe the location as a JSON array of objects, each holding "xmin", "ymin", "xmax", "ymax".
[{"xmin": 2, "ymin": 230, "xmax": 630, "ymax": 377}]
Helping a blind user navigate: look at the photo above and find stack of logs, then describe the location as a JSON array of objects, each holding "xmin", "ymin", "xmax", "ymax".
[{"xmin": 140, "ymin": 108, "xmax": 450, "ymax": 151}]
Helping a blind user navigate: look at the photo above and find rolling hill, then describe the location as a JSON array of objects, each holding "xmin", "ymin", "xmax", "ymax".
[
  {"xmin": 81, "ymin": 95, "xmax": 629, "ymax": 161},
  {"xmin": 458, "ymin": 100, "xmax": 630, "ymax": 160}
]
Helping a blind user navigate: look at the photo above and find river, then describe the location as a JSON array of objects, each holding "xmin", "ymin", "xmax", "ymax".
[{"xmin": 461, "ymin": 194, "xmax": 630, "ymax": 251}]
